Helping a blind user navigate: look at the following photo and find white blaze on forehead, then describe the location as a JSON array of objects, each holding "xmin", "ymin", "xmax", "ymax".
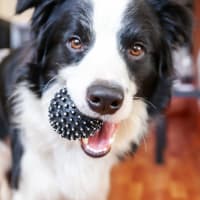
[
  {"xmin": 91, "ymin": 0, "xmax": 131, "ymax": 34},
  {"xmin": 80, "ymin": 0, "xmax": 133, "ymax": 84}
]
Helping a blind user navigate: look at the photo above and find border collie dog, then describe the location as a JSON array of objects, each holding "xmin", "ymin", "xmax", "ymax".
[{"xmin": 0, "ymin": 0, "xmax": 191, "ymax": 199}]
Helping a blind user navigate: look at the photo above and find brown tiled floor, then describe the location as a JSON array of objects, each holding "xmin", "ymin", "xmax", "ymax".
[{"xmin": 109, "ymin": 99, "xmax": 200, "ymax": 200}]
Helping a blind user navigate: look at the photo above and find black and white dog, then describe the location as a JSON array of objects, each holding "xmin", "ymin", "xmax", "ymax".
[{"xmin": 0, "ymin": 0, "xmax": 192, "ymax": 199}]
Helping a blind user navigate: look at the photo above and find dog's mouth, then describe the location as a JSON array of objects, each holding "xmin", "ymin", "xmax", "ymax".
[{"xmin": 80, "ymin": 122, "xmax": 118, "ymax": 158}]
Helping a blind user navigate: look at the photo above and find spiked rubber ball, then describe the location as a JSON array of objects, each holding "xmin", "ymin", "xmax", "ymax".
[{"xmin": 48, "ymin": 88, "xmax": 103, "ymax": 140}]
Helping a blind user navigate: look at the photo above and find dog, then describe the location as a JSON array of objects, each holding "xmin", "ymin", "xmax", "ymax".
[{"xmin": 0, "ymin": 0, "xmax": 192, "ymax": 199}]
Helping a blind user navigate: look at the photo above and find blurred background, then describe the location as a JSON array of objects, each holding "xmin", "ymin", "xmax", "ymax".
[{"xmin": 0, "ymin": 0, "xmax": 200, "ymax": 200}]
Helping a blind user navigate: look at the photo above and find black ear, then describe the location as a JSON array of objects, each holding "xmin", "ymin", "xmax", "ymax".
[
  {"xmin": 16, "ymin": 0, "xmax": 41, "ymax": 14},
  {"xmin": 148, "ymin": 0, "xmax": 193, "ymax": 48}
]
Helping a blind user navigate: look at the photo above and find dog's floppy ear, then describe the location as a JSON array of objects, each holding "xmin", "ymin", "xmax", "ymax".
[
  {"xmin": 148, "ymin": 0, "xmax": 192, "ymax": 48},
  {"xmin": 16, "ymin": 0, "xmax": 41, "ymax": 14}
]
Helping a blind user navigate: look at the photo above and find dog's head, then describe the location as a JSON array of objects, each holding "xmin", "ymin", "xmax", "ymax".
[{"xmin": 16, "ymin": 0, "xmax": 192, "ymax": 158}]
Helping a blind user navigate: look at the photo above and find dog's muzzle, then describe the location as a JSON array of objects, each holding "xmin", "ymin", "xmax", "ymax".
[{"xmin": 48, "ymin": 88, "xmax": 119, "ymax": 158}]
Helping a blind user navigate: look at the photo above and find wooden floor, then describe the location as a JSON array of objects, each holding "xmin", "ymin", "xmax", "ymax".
[{"xmin": 109, "ymin": 98, "xmax": 200, "ymax": 200}]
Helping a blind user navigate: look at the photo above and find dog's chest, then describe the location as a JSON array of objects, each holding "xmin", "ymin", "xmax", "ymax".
[{"xmin": 19, "ymin": 139, "xmax": 115, "ymax": 200}]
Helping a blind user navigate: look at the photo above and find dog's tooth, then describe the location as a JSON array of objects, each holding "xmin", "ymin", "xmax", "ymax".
[{"xmin": 82, "ymin": 138, "xmax": 88, "ymax": 145}]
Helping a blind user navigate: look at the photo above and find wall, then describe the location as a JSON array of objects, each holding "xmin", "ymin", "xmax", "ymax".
[{"xmin": 0, "ymin": 0, "xmax": 32, "ymax": 23}]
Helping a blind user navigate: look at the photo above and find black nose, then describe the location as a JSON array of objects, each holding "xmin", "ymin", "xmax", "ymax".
[{"xmin": 87, "ymin": 84, "xmax": 124, "ymax": 115}]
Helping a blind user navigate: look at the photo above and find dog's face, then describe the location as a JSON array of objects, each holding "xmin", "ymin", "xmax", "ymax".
[{"xmin": 16, "ymin": 0, "xmax": 191, "ymax": 158}]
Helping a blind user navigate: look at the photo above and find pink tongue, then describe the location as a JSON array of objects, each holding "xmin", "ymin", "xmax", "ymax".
[{"xmin": 81, "ymin": 122, "xmax": 118, "ymax": 158}]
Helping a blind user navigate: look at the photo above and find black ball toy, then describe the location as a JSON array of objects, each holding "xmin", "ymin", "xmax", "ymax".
[{"xmin": 48, "ymin": 88, "xmax": 103, "ymax": 140}]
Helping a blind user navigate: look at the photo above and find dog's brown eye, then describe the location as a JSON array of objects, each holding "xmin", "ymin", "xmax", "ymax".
[
  {"xmin": 68, "ymin": 37, "xmax": 83, "ymax": 50},
  {"xmin": 129, "ymin": 43, "xmax": 145, "ymax": 58}
]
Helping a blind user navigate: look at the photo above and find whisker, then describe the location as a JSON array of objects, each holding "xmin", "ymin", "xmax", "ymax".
[
  {"xmin": 135, "ymin": 114, "xmax": 148, "ymax": 152},
  {"xmin": 42, "ymin": 76, "xmax": 57, "ymax": 92},
  {"xmin": 142, "ymin": 135, "xmax": 148, "ymax": 153},
  {"xmin": 133, "ymin": 96, "xmax": 157, "ymax": 111}
]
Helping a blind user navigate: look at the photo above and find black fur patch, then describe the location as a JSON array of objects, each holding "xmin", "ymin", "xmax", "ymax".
[{"xmin": 11, "ymin": 129, "xmax": 24, "ymax": 189}]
